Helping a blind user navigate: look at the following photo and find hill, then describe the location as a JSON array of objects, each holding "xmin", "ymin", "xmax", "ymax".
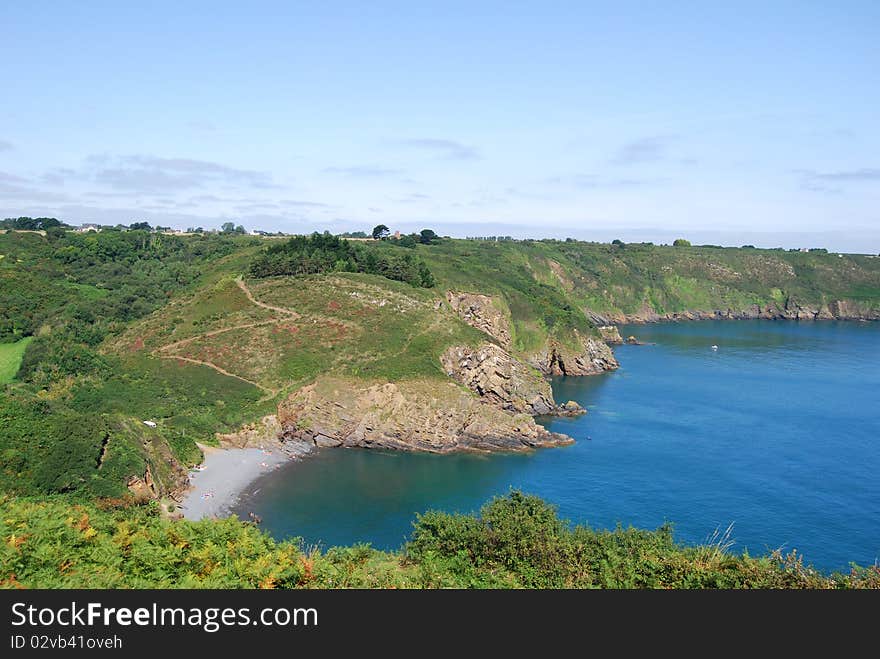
[
  {"xmin": 2, "ymin": 229, "xmax": 880, "ymax": 588},
  {"xmin": 2, "ymin": 230, "xmax": 880, "ymax": 502}
]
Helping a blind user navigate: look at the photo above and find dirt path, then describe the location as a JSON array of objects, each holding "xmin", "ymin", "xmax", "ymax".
[
  {"xmin": 236, "ymin": 277, "xmax": 300, "ymax": 318},
  {"xmin": 156, "ymin": 354, "xmax": 277, "ymax": 396},
  {"xmin": 156, "ymin": 319, "xmax": 279, "ymax": 354},
  {"xmin": 149, "ymin": 276, "xmax": 306, "ymax": 400}
]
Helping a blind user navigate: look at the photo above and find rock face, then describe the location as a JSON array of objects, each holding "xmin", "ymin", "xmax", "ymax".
[
  {"xmin": 530, "ymin": 334, "xmax": 619, "ymax": 376},
  {"xmin": 598, "ymin": 325, "xmax": 624, "ymax": 344},
  {"xmin": 441, "ymin": 343, "xmax": 557, "ymax": 415},
  {"xmin": 127, "ymin": 465, "xmax": 157, "ymax": 501},
  {"xmin": 277, "ymin": 378, "xmax": 573, "ymax": 453},
  {"xmin": 446, "ymin": 291, "xmax": 512, "ymax": 348},
  {"xmin": 592, "ymin": 298, "xmax": 879, "ymax": 323},
  {"xmin": 216, "ymin": 415, "xmax": 283, "ymax": 448}
]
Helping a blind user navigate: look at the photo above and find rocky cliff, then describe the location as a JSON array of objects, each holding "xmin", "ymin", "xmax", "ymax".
[
  {"xmin": 440, "ymin": 343, "xmax": 582, "ymax": 416},
  {"xmin": 598, "ymin": 325, "xmax": 624, "ymax": 344},
  {"xmin": 588, "ymin": 298, "xmax": 880, "ymax": 324},
  {"xmin": 444, "ymin": 290, "xmax": 619, "ymax": 378},
  {"xmin": 529, "ymin": 333, "xmax": 619, "ymax": 376},
  {"xmin": 445, "ymin": 291, "xmax": 512, "ymax": 349},
  {"xmin": 441, "ymin": 343, "xmax": 552, "ymax": 414},
  {"xmin": 277, "ymin": 377, "xmax": 572, "ymax": 453}
]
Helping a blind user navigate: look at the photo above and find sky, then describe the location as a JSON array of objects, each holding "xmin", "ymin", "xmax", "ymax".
[{"xmin": 1, "ymin": 1, "xmax": 879, "ymax": 251}]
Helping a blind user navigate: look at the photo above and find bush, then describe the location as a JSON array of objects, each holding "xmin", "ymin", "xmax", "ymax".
[
  {"xmin": 249, "ymin": 233, "xmax": 435, "ymax": 287},
  {"xmin": 406, "ymin": 491, "xmax": 878, "ymax": 588}
]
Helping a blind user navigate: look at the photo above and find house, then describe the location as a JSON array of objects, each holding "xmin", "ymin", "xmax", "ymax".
[{"xmin": 77, "ymin": 223, "xmax": 102, "ymax": 233}]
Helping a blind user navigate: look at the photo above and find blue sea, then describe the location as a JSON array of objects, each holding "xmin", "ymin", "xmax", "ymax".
[{"xmin": 233, "ymin": 321, "xmax": 880, "ymax": 572}]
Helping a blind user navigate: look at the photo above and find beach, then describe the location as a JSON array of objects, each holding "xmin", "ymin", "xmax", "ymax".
[{"xmin": 180, "ymin": 443, "xmax": 296, "ymax": 520}]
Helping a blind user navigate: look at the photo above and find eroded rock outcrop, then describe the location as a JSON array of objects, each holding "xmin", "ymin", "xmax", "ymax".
[
  {"xmin": 277, "ymin": 378, "xmax": 572, "ymax": 453},
  {"xmin": 446, "ymin": 291, "xmax": 512, "ymax": 348},
  {"xmin": 598, "ymin": 325, "xmax": 624, "ymax": 344},
  {"xmin": 441, "ymin": 343, "xmax": 559, "ymax": 415},
  {"xmin": 216, "ymin": 415, "xmax": 283, "ymax": 449},
  {"xmin": 530, "ymin": 334, "xmax": 619, "ymax": 376},
  {"xmin": 127, "ymin": 465, "xmax": 157, "ymax": 501},
  {"xmin": 605, "ymin": 298, "xmax": 879, "ymax": 323}
]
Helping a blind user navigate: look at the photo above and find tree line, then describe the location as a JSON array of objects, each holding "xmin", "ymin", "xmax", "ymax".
[{"xmin": 249, "ymin": 232, "xmax": 436, "ymax": 287}]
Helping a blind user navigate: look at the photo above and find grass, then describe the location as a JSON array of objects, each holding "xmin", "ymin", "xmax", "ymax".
[
  {"xmin": 0, "ymin": 337, "xmax": 32, "ymax": 383},
  {"xmin": 115, "ymin": 272, "xmax": 490, "ymax": 392}
]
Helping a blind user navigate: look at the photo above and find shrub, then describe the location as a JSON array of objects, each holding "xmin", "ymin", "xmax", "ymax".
[{"xmin": 249, "ymin": 233, "xmax": 435, "ymax": 287}]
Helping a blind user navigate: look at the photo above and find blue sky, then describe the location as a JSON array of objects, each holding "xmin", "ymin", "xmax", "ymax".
[{"xmin": 1, "ymin": 1, "xmax": 878, "ymax": 251}]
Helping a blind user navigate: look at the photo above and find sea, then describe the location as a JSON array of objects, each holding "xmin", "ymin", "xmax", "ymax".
[{"xmin": 232, "ymin": 320, "xmax": 880, "ymax": 572}]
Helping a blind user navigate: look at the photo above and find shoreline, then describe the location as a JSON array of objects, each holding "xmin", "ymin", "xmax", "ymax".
[
  {"xmin": 608, "ymin": 312, "xmax": 878, "ymax": 324},
  {"xmin": 179, "ymin": 442, "xmax": 310, "ymax": 521}
]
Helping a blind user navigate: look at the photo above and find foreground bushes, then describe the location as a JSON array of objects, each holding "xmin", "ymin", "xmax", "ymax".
[{"xmin": 2, "ymin": 492, "xmax": 877, "ymax": 589}]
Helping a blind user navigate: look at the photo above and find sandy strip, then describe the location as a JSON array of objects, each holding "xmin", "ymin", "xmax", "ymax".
[{"xmin": 180, "ymin": 444, "xmax": 292, "ymax": 521}]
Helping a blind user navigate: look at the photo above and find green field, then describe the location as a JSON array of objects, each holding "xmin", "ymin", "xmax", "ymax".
[{"xmin": 0, "ymin": 337, "xmax": 31, "ymax": 383}]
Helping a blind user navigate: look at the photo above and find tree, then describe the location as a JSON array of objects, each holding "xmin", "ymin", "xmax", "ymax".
[
  {"xmin": 419, "ymin": 228, "xmax": 438, "ymax": 244},
  {"xmin": 129, "ymin": 222, "xmax": 151, "ymax": 231},
  {"xmin": 612, "ymin": 239, "xmax": 625, "ymax": 246},
  {"xmin": 235, "ymin": 225, "xmax": 246, "ymax": 234},
  {"xmin": 673, "ymin": 238, "xmax": 691, "ymax": 247},
  {"xmin": 221, "ymin": 222, "xmax": 236, "ymax": 234},
  {"xmin": 372, "ymin": 224, "xmax": 390, "ymax": 240},
  {"xmin": 46, "ymin": 226, "xmax": 67, "ymax": 242},
  {"xmin": 397, "ymin": 234, "xmax": 418, "ymax": 248}
]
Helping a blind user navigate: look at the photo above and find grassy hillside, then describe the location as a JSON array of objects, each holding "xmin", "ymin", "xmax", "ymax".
[
  {"xmin": 2, "ymin": 491, "xmax": 876, "ymax": 588},
  {"xmin": 3, "ymin": 231, "xmax": 880, "ymax": 500},
  {"xmin": 111, "ymin": 272, "xmax": 486, "ymax": 393},
  {"xmin": 2, "ymin": 230, "xmax": 880, "ymax": 588},
  {"xmin": 413, "ymin": 239, "xmax": 880, "ymax": 321},
  {"xmin": 0, "ymin": 230, "xmax": 268, "ymax": 499}
]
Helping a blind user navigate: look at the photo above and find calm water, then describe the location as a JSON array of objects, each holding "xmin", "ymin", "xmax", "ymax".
[{"xmin": 233, "ymin": 321, "xmax": 880, "ymax": 572}]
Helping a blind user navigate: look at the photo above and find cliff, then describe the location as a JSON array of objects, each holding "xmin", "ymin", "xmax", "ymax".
[
  {"xmin": 444, "ymin": 289, "xmax": 619, "ymax": 377},
  {"xmin": 441, "ymin": 343, "xmax": 552, "ymax": 415},
  {"xmin": 590, "ymin": 297, "xmax": 880, "ymax": 324},
  {"xmin": 528, "ymin": 333, "xmax": 619, "ymax": 376},
  {"xmin": 446, "ymin": 291, "xmax": 512, "ymax": 349},
  {"xmin": 277, "ymin": 377, "xmax": 572, "ymax": 453}
]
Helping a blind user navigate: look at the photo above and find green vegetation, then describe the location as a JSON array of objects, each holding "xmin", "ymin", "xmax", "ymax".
[
  {"xmin": 2, "ymin": 492, "xmax": 876, "ymax": 588},
  {"xmin": 673, "ymin": 238, "xmax": 692, "ymax": 247},
  {"xmin": 2, "ymin": 227, "xmax": 880, "ymax": 589},
  {"xmin": 0, "ymin": 337, "xmax": 31, "ymax": 383},
  {"xmin": 1, "ymin": 216, "xmax": 67, "ymax": 230},
  {"xmin": 249, "ymin": 232, "xmax": 435, "ymax": 288},
  {"xmin": 415, "ymin": 238, "xmax": 880, "ymax": 320},
  {"xmin": 0, "ymin": 230, "xmax": 266, "ymax": 499},
  {"xmin": 3, "ymin": 231, "xmax": 879, "ymax": 501},
  {"xmin": 139, "ymin": 272, "xmax": 488, "ymax": 388}
]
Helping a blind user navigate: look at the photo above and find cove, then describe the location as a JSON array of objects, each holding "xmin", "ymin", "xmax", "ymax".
[{"xmin": 232, "ymin": 320, "xmax": 880, "ymax": 572}]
